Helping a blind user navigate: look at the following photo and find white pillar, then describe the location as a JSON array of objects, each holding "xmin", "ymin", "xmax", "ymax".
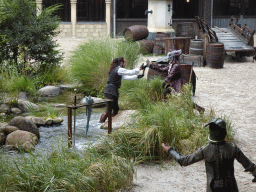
[
  {"xmin": 105, "ymin": 0, "xmax": 111, "ymax": 37},
  {"xmin": 36, "ymin": 0, "xmax": 43, "ymax": 16},
  {"xmin": 147, "ymin": 0, "xmax": 175, "ymax": 39},
  {"xmin": 70, "ymin": 0, "xmax": 77, "ymax": 38}
]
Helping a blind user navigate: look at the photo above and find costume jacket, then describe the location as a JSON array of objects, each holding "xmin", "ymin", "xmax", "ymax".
[
  {"xmin": 169, "ymin": 141, "xmax": 256, "ymax": 192},
  {"xmin": 159, "ymin": 61, "xmax": 184, "ymax": 92},
  {"xmin": 104, "ymin": 66, "xmax": 140, "ymax": 97}
]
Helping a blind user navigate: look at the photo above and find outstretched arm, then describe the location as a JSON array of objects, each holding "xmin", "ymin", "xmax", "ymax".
[
  {"xmin": 235, "ymin": 145, "xmax": 256, "ymax": 182},
  {"xmin": 161, "ymin": 143, "xmax": 204, "ymax": 166}
]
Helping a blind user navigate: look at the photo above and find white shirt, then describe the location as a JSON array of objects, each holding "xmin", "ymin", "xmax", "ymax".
[{"xmin": 117, "ymin": 67, "xmax": 140, "ymax": 80}]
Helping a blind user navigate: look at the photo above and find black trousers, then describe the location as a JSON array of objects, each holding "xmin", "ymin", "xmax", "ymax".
[{"xmin": 104, "ymin": 93, "xmax": 119, "ymax": 116}]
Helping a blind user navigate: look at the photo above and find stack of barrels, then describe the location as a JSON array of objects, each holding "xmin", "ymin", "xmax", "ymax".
[
  {"xmin": 124, "ymin": 25, "xmax": 154, "ymax": 54},
  {"xmin": 124, "ymin": 25, "xmax": 170, "ymax": 55}
]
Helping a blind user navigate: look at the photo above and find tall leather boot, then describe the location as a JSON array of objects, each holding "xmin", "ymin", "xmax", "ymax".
[{"xmin": 99, "ymin": 112, "xmax": 108, "ymax": 123}]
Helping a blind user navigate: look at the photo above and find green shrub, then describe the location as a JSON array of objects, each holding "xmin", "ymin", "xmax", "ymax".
[
  {"xmin": 0, "ymin": 0, "xmax": 63, "ymax": 75},
  {"xmin": 69, "ymin": 38, "xmax": 140, "ymax": 95}
]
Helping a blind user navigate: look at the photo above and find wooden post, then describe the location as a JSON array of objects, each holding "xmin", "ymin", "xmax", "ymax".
[
  {"xmin": 107, "ymin": 100, "xmax": 112, "ymax": 134},
  {"xmin": 67, "ymin": 107, "xmax": 72, "ymax": 147}
]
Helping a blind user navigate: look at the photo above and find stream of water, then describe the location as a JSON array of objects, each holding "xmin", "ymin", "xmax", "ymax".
[{"xmin": 34, "ymin": 111, "xmax": 108, "ymax": 153}]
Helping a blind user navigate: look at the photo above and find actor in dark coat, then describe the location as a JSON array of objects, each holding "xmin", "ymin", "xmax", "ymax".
[
  {"xmin": 162, "ymin": 118, "xmax": 256, "ymax": 192},
  {"xmin": 99, "ymin": 57, "xmax": 144, "ymax": 123}
]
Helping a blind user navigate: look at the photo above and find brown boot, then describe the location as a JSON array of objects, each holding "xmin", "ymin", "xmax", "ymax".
[{"xmin": 99, "ymin": 112, "xmax": 108, "ymax": 123}]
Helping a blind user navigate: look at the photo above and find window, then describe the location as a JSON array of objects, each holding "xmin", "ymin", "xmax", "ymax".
[
  {"xmin": 116, "ymin": 0, "xmax": 148, "ymax": 19},
  {"xmin": 43, "ymin": 0, "xmax": 71, "ymax": 22},
  {"xmin": 77, "ymin": 0, "xmax": 105, "ymax": 22},
  {"xmin": 214, "ymin": 0, "xmax": 255, "ymax": 16}
]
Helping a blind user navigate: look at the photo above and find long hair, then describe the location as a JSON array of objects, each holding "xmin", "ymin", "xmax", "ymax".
[{"xmin": 108, "ymin": 57, "xmax": 124, "ymax": 75}]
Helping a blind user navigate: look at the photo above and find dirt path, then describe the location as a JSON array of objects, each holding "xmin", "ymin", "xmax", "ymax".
[
  {"xmin": 56, "ymin": 38, "xmax": 256, "ymax": 191},
  {"xmin": 128, "ymin": 55, "xmax": 256, "ymax": 192}
]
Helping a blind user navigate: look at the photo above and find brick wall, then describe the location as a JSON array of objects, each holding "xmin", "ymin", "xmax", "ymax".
[{"xmin": 57, "ymin": 22, "xmax": 108, "ymax": 38}]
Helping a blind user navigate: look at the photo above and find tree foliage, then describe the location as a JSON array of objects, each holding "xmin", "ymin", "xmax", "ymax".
[{"xmin": 0, "ymin": 0, "xmax": 63, "ymax": 75}]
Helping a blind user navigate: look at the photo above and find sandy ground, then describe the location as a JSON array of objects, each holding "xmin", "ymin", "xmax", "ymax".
[{"xmin": 56, "ymin": 37, "xmax": 256, "ymax": 192}]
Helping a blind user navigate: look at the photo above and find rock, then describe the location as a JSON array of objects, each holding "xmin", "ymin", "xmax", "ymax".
[
  {"xmin": 0, "ymin": 113, "xmax": 6, "ymax": 117},
  {"xmin": 11, "ymin": 107, "xmax": 22, "ymax": 114},
  {"xmin": 0, "ymin": 122, "xmax": 8, "ymax": 129},
  {"xmin": 6, "ymin": 130, "xmax": 38, "ymax": 151},
  {"xmin": 53, "ymin": 117, "xmax": 64, "ymax": 124},
  {"xmin": 18, "ymin": 92, "xmax": 28, "ymax": 101},
  {"xmin": 0, "ymin": 133, "xmax": 6, "ymax": 145},
  {"xmin": 0, "ymin": 103, "xmax": 9, "ymax": 113},
  {"xmin": 2, "ymin": 125, "xmax": 19, "ymax": 135},
  {"xmin": 100, "ymin": 110, "xmax": 138, "ymax": 130},
  {"xmin": 18, "ymin": 100, "xmax": 40, "ymax": 112},
  {"xmin": 39, "ymin": 86, "xmax": 61, "ymax": 97},
  {"xmin": 25, "ymin": 116, "xmax": 46, "ymax": 127},
  {"xmin": 45, "ymin": 118, "xmax": 53, "ymax": 125},
  {"xmin": 8, "ymin": 116, "xmax": 40, "ymax": 139},
  {"xmin": 53, "ymin": 103, "xmax": 66, "ymax": 108}
]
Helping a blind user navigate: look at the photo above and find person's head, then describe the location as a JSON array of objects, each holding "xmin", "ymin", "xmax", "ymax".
[
  {"xmin": 205, "ymin": 118, "xmax": 227, "ymax": 142},
  {"xmin": 167, "ymin": 49, "xmax": 182, "ymax": 64},
  {"xmin": 109, "ymin": 57, "xmax": 125, "ymax": 74}
]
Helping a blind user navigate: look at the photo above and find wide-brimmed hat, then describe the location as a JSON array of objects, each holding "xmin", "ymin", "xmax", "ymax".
[{"xmin": 205, "ymin": 118, "xmax": 227, "ymax": 142}]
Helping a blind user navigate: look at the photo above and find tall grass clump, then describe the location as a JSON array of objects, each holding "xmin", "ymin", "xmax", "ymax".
[
  {"xmin": 0, "ymin": 142, "xmax": 135, "ymax": 192},
  {"xmin": 95, "ymin": 81, "xmax": 234, "ymax": 162},
  {"xmin": 69, "ymin": 38, "xmax": 140, "ymax": 95}
]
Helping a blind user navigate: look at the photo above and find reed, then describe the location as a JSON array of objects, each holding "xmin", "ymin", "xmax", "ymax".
[
  {"xmin": 69, "ymin": 37, "xmax": 140, "ymax": 95},
  {"xmin": 0, "ymin": 141, "xmax": 134, "ymax": 192}
]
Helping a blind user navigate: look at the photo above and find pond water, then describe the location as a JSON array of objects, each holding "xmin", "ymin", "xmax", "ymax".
[
  {"xmin": 35, "ymin": 111, "xmax": 108, "ymax": 153},
  {"xmin": 30, "ymin": 90, "xmax": 108, "ymax": 153}
]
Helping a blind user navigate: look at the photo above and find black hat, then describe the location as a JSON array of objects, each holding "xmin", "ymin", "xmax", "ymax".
[{"xmin": 205, "ymin": 118, "xmax": 227, "ymax": 142}]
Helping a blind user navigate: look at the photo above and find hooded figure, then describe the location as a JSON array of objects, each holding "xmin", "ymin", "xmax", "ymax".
[{"xmin": 161, "ymin": 118, "xmax": 256, "ymax": 192}]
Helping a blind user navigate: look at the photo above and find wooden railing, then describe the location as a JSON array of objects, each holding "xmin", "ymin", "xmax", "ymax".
[
  {"xmin": 195, "ymin": 16, "xmax": 218, "ymax": 43},
  {"xmin": 229, "ymin": 16, "xmax": 255, "ymax": 46}
]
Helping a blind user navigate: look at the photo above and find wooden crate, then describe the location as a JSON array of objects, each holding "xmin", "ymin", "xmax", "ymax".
[
  {"xmin": 179, "ymin": 54, "xmax": 204, "ymax": 67},
  {"xmin": 165, "ymin": 37, "xmax": 191, "ymax": 55}
]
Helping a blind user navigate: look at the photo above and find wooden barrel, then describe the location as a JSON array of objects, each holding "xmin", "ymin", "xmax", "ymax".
[
  {"xmin": 189, "ymin": 39, "xmax": 203, "ymax": 55},
  {"xmin": 175, "ymin": 22, "xmax": 195, "ymax": 39},
  {"xmin": 137, "ymin": 40, "xmax": 154, "ymax": 54},
  {"xmin": 206, "ymin": 42, "xmax": 225, "ymax": 69},
  {"xmin": 124, "ymin": 25, "xmax": 149, "ymax": 41}
]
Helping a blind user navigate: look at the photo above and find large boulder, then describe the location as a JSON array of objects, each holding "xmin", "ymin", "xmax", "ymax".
[
  {"xmin": 18, "ymin": 100, "xmax": 40, "ymax": 112},
  {"xmin": 25, "ymin": 116, "xmax": 46, "ymax": 127},
  {"xmin": 8, "ymin": 116, "xmax": 40, "ymax": 139},
  {"xmin": 6, "ymin": 130, "xmax": 38, "ymax": 151},
  {"xmin": 39, "ymin": 85, "xmax": 61, "ymax": 97},
  {"xmin": 52, "ymin": 117, "xmax": 64, "ymax": 124},
  {"xmin": 2, "ymin": 125, "xmax": 19, "ymax": 135}
]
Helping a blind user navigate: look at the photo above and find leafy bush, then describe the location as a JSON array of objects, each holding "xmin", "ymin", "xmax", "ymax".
[
  {"xmin": 69, "ymin": 38, "xmax": 140, "ymax": 95},
  {"xmin": 0, "ymin": 0, "xmax": 63, "ymax": 75}
]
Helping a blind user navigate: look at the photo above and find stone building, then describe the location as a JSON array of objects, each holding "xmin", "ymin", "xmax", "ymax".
[{"xmin": 35, "ymin": 0, "xmax": 256, "ymax": 39}]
